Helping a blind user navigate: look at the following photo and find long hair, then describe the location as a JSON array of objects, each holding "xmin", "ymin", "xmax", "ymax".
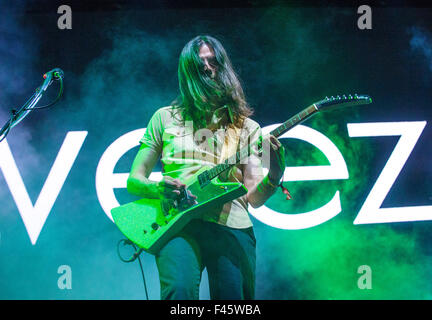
[{"xmin": 172, "ymin": 35, "xmax": 253, "ymax": 130}]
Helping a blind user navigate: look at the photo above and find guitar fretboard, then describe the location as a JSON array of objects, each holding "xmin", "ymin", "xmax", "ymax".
[
  {"xmin": 198, "ymin": 104, "xmax": 318, "ymax": 187},
  {"xmin": 270, "ymin": 104, "xmax": 317, "ymax": 137}
]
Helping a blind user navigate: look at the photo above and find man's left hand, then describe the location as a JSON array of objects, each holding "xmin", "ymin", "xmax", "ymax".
[{"xmin": 262, "ymin": 134, "xmax": 285, "ymax": 183}]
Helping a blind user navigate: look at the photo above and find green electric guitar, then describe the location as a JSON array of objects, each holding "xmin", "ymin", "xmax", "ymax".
[{"xmin": 111, "ymin": 94, "xmax": 372, "ymax": 254}]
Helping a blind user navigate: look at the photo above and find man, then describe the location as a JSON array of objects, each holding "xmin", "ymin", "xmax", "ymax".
[{"xmin": 127, "ymin": 35, "xmax": 285, "ymax": 300}]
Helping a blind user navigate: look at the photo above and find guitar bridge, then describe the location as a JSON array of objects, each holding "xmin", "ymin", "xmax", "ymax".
[{"xmin": 177, "ymin": 188, "xmax": 194, "ymax": 211}]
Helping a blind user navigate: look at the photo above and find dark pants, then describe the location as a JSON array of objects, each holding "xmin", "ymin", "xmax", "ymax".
[{"xmin": 155, "ymin": 220, "xmax": 256, "ymax": 300}]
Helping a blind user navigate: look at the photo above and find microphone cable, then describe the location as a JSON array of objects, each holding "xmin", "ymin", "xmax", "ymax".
[{"xmin": 116, "ymin": 239, "xmax": 149, "ymax": 300}]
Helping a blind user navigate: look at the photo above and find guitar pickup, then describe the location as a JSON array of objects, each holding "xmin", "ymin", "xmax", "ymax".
[{"xmin": 198, "ymin": 171, "xmax": 210, "ymax": 188}]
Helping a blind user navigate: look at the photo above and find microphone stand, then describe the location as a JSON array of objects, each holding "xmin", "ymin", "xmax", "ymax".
[{"xmin": 0, "ymin": 71, "xmax": 61, "ymax": 142}]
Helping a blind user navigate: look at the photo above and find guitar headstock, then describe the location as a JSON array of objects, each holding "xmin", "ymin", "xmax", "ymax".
[{"xmin": 314, "ymin": 94, "xmax": 372, "ymax": 112}]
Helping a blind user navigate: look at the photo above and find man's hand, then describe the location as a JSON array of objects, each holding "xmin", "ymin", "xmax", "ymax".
[
  {"xmin": 243, "ymin": 134, "xmax": 286, "ymax": 209},
  {"xmin": 262, "ymin": 135, "xmax": 285, "ymax": 184},
  {"xmin": 157, "ymin": 176, "xmax": 197, "ymax": 214},
  {"xmin": 157, "ymin": 176, "xmax": 187, "ymax": 199}
]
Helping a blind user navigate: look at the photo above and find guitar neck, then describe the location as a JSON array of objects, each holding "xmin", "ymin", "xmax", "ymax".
[{"xmin": 201, "ymin": 104, "xmax": 319, "ymax": 183}]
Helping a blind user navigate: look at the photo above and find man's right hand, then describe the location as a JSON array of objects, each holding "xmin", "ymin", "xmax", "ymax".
[{"xmin": 157, "ymin": 176, "xmax": 197, "ymax": 214}]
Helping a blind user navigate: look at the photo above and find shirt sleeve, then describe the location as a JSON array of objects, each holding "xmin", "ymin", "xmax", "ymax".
[{"xmin": 139, "ymin": 108, "xmax": 165, "ymax": 154}]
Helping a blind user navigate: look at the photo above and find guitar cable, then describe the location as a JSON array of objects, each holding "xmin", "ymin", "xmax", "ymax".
[{"xmin": 117, "ymin": 239, "xmax": 149, "ymax": 300}]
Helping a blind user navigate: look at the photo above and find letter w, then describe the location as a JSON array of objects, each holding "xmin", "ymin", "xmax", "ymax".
[{"xmin": 0, "ymin": 131, "xmax": 87, "ymax": 244}]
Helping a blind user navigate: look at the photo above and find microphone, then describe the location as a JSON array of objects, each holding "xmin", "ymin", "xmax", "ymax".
[{"xmin": 43, "ymin": 68, "xmax": 64, "ymax": 80}]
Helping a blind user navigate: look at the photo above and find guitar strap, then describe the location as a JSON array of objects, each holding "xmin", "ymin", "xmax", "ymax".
[
  {"xmin": 216, "ymin": 124, "xmax": 241, "ymax": 183},
  {"xmin": 219, "ymin": 124, "xmax": 241, "ymax": 164},
  {"xmin": 219, "ymin": 117, "xmax": 293, "ymax": 200}
]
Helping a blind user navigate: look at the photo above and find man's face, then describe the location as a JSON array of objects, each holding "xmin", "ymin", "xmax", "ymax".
[{"xmin": 199, "ymin": 44, "xmax": 217, "ymax": 79}]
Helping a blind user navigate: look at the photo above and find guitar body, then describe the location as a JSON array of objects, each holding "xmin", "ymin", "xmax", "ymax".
[{"xmin": 111, "ymin": 166, "xmax": 247, "ymax": 255}]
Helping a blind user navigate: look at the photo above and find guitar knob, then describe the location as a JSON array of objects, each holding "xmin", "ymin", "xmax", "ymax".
[{"xmin": 151, "ymin": 223, "xmax": 160, "ymax": 231}]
